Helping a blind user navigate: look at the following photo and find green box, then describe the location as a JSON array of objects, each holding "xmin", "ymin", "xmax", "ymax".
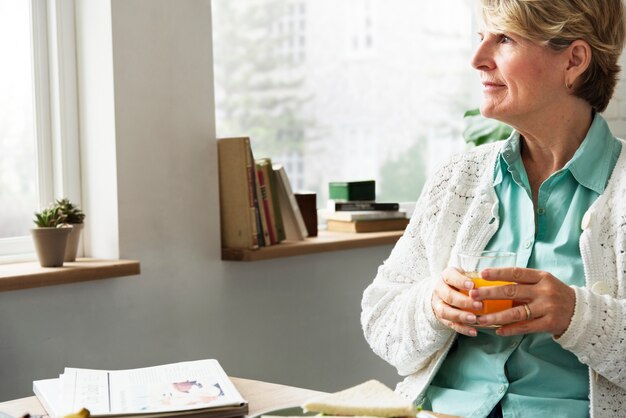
[{"xmin": 328, "ymin": 180, "xmax": 375, "ymax": 201}]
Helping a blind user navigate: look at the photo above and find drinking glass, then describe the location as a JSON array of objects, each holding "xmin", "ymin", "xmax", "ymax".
[{"xmin": 456, "ymin": 251, "xmax": 517, "ymax": 318}]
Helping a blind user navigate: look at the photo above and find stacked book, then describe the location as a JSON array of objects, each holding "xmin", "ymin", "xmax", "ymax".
[
  {"xmin": 33, "ymin": 359, "xmax": 248, "ymax": 418},
  {"xmin": 324, "ymin": 180, "xmax": 409, "ymax": 233},
  {"xmin": 217, "ymin": 137, "xmax": 309, "ymax": 250}
]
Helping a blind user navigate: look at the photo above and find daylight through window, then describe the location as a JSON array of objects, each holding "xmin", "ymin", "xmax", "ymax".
[
  {"xmin": 213, "ymin": 0, "xmax": 477, "ymax": 205},
  {"xmin": 0, "ymin": 1, "xmax": 38, "ymax": 240}
]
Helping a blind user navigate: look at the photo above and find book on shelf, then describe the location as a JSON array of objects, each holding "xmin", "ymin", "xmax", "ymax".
[
  {"xmin": 327, "ymin": 218, "xmax": 410, "ymax": 233},
  {"xmin": 273, "ymin": 164, "xmax": 308, "ymax": 241},
  {"xmin": 326, "ymin": 200, "xmax": 400, "ymax": 212},
  {"xmin": 33, "ymin": 359, "xmax": 248, "ymax": 418},
  {"xmin": 323, "ymin": 210, "xmax": 407, "ymax": 222},
  {"xmin": 328, "ymin": 180, "xmax": 376, "ymax": 201},
  {"xmin": 255, "ymin": 163, "xmax": 277, "ymax": 245},
  {"xmin": 248, "ymin": 148, "xmax": 266, "ymax": 247},
  {"xmin": 266, "ymin": 161, "xmax": 286, "ymax": 242},
  {"xmin": 217, "ymin": 137, "xmax": 261, "ymax": 250},
  {"xmin": 256, "ymin": 158, "xmax": 285, "ymax": 244},
  {"xmin": 253, "ymin": 168, "xmax": 271, "ymax": 246}
]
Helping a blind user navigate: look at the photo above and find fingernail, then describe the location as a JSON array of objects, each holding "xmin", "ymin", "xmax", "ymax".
[
  {"xmin": 466, "ymin": 314, "xmax": 476, "ymax": 323},
  {"xmin": 469, "ymin": 329, "xmax": 477, "ymax": 337},
  {"xmin": 464, "ymin": 280, "xmax": 474, "ymax": 289},
  {"xmin": 473, "ymin": 301, "xmax": 483, "ymax": 309},
  {"xmin": 481, "ymin": 269, "xmax": 490, "ymax": 278}
]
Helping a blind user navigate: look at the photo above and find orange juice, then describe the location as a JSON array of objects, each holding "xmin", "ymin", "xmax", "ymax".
[{"xmin": 460, "ymin": 273, "xmax": 514, "ymax": 315}]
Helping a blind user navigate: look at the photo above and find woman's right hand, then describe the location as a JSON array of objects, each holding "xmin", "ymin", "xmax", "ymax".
[{"xmin": 431, "ymin": 267, "xmax": 483, "ymax": 337}]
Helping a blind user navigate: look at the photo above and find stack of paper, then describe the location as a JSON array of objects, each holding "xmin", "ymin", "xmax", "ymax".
[{"xmin": 33, "ymin": 359, "xmax": 248, "ymax": 418}]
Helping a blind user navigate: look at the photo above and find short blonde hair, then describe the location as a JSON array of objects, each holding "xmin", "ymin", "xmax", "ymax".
[{"xmin": 480, "ymin": 0, "xmax": 626, "ymax": 112}]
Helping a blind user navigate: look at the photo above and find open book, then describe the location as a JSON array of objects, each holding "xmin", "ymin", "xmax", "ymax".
[{"xmin": 33, "ymin": 359, "xmax": 248, "ymax": 418}]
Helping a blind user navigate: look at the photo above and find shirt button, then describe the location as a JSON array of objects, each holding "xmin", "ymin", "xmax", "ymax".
[
  {"xmin": 524, "ymin": 240, "xmax": 533, "ymax": 249},
  {"xmin": 537, "ymin": 208, "xmax": 545, "ymax": 215},
  {"xmin": 591, "ymin": 281, "xmax": 610, "ymax": 295},
  {"xmin": 498, "ymin": 384, "xmax": 506, "ymax": 394},
  {"xmin": 510, "ymin": 341, "xmax": 517, "ymax": 349}
]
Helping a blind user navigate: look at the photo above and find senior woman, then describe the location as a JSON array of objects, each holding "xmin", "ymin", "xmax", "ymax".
[{"xmin": 361, "ymin": 0, "xmax": 626, "ymax": 417}]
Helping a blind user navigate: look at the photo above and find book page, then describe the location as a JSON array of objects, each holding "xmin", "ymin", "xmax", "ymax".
[
  {"xmin": 61, "ymin": 369, "xmax": 111, "ymax": 415},
  {"xmin": 64, "ymin": 359, "xmax": 245, "ymax": 416}
]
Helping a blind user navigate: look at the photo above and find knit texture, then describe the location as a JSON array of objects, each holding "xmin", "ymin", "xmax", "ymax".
[{"xmin": 361, "ymin": 140, "xmax": 626, "ymax": 417}]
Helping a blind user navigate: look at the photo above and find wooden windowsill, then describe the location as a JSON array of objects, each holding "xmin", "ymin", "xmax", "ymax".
[
  {"xmin": 0, "ymin": 258, "xmax": 141, "ymax": 292},
  {"xmin": 221, "ymin": 229, "xmax": 403, "ymax": 261}
]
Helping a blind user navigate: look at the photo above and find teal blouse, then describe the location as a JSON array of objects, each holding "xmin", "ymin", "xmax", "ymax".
[{"xmin": 423, "ymin": 114, "xmax": 622, "ymax": 417}]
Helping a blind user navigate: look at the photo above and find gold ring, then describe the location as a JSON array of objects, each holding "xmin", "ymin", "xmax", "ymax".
[{"xmin": 523, "ymin": 303, "xmax": 532, "ymax": 321}]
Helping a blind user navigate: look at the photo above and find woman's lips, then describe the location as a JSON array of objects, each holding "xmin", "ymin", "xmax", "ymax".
[{"xmin": 482, "ymin": 82, "xmax": 506, "ymax": 91}]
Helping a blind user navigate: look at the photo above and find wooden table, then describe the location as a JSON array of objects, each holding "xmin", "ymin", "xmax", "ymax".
[{"xmin": 0, "ymin": 377, "xmax": 322, "ymax": 418}]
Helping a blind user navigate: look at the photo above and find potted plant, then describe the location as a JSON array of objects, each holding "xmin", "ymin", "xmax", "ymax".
[
  {"xmin": 463, "ymin": 108, "xmax": 513, "ymax": 146},
  {"xmin": 31, "ymin": 206, "xmax": 72, "ymax": 267},
  {"xmin": 55, "ymin": 198, "xmax": 86, "ymax": 262}
]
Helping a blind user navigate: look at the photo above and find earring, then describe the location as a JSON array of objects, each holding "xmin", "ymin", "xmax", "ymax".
[{"xmin": 565, "ymin": 80, "xmax": 573, "ymax": 89}]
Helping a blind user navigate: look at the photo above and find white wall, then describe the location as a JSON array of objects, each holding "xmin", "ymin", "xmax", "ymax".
[{"xmin": 0, "ymin": 0, "xmax": 398, "ymax": 402}]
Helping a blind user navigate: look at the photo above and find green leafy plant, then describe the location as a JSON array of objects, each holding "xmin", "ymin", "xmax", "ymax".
[
  {"xmin": 463, "ymin": 108, "xmax": 513, "ymax": 146},
  {"xmin": 33, "ymin": 206, "xmax": 67, "ymax": 228},
  {"xmin": 55, "ymin": 198, "xmax": 85, "ymax": 224}
]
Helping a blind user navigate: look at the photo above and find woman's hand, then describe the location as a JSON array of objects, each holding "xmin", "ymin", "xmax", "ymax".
[
  {"xmin": 470, "ymin": 267, "xmax": 576, "ymax": 337},
  {"xmin": 432, "ymin": 267, "xmax": 484, "ymax": 337}
]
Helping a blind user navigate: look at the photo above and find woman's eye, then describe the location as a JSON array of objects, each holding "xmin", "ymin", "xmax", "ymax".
[{"xmin": 499, "ymin": 34, "xmax": 512, "ymax": 44}]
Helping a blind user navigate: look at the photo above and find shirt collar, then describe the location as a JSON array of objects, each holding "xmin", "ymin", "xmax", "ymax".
[
  {"xmin": 493, "ymin": 114, "xmax": 617, "ymax": 193},
  {"xmin": 494, "ymin": 131, "xmax": 522, "ymax": 187}
]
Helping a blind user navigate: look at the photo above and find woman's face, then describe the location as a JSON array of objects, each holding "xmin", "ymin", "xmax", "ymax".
[{"xmin": 472, "ymin": 29, "xmax": 568, "ymax": 125}]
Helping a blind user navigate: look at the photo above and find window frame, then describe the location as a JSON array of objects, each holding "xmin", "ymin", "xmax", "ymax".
[{"xmin": 0, "ymin": 0, "xmax": 81, "ymax": 263}]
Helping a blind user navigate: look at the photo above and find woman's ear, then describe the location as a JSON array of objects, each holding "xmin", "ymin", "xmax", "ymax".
[{"xmin": 565, "ymin": 40, "xmax": 592, "ymax": 88}]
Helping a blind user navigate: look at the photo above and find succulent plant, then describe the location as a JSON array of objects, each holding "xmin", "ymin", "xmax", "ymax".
[
  {"xmin": 33, "ymin": 206, "xmax": 67, "ymax": 228},
  {"xmin": 55, "ymin": 198, "xmax": 86, "ymax": 224}
]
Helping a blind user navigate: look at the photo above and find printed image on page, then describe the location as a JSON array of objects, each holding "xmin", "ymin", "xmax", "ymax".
[{"xmin": 108, "ymin": 359, "xmax": 244, "ymax": 414}]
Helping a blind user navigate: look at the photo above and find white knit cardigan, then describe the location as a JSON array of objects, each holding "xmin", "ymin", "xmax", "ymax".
[{"xmin": 361, "ymin": 140, "xmax": 626, "ymax": 417}]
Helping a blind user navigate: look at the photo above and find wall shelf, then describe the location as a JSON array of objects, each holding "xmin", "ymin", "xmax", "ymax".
[
  {"xmin": 221, "ymin": 230, "xmax": 403, "ymax": 261},
  {"xmin": 0, "ymin": 258, "xmax": 141, "ymax": 292}
]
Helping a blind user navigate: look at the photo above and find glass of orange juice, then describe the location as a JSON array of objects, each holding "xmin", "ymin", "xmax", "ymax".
[{"xmin": 456, "ymin": 251, "xmax": 517, "ymax": 321}]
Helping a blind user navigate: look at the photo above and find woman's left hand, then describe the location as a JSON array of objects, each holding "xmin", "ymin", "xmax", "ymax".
[{"xmin": 469, "ymin": 267, "xmax": 576, "ymax": 338}]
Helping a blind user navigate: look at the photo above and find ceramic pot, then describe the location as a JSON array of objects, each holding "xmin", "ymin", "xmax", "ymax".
[
  {"xmin": 64, "ymin": 223, "xmax": 84, "ymax": 262},
  {"xmin": 31, "ymin": 227, "xmax": 72, "ymax": 267}
]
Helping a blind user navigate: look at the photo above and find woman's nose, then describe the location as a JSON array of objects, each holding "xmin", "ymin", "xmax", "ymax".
[{"xmin": 471, "ymin": 41, "xmax": 495, "ymax": 71}]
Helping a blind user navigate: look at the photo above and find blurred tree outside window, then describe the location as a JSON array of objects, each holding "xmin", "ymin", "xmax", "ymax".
[
  {"xmin": 213, "ymin": 0, "xmax": 477, "ymax": 205},
  {"xmin": 0, "ymin": 1, "xmax": 38, "ymax": 240}
]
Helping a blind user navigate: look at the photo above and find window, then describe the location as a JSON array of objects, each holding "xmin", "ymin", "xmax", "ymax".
[
  {"xmin": 0, "ymin": 0, "xmax": 80, "ymax": 262},
  {"xmin": 212, "ymin": 0, "xmax": 477, "ymax": 206}
]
